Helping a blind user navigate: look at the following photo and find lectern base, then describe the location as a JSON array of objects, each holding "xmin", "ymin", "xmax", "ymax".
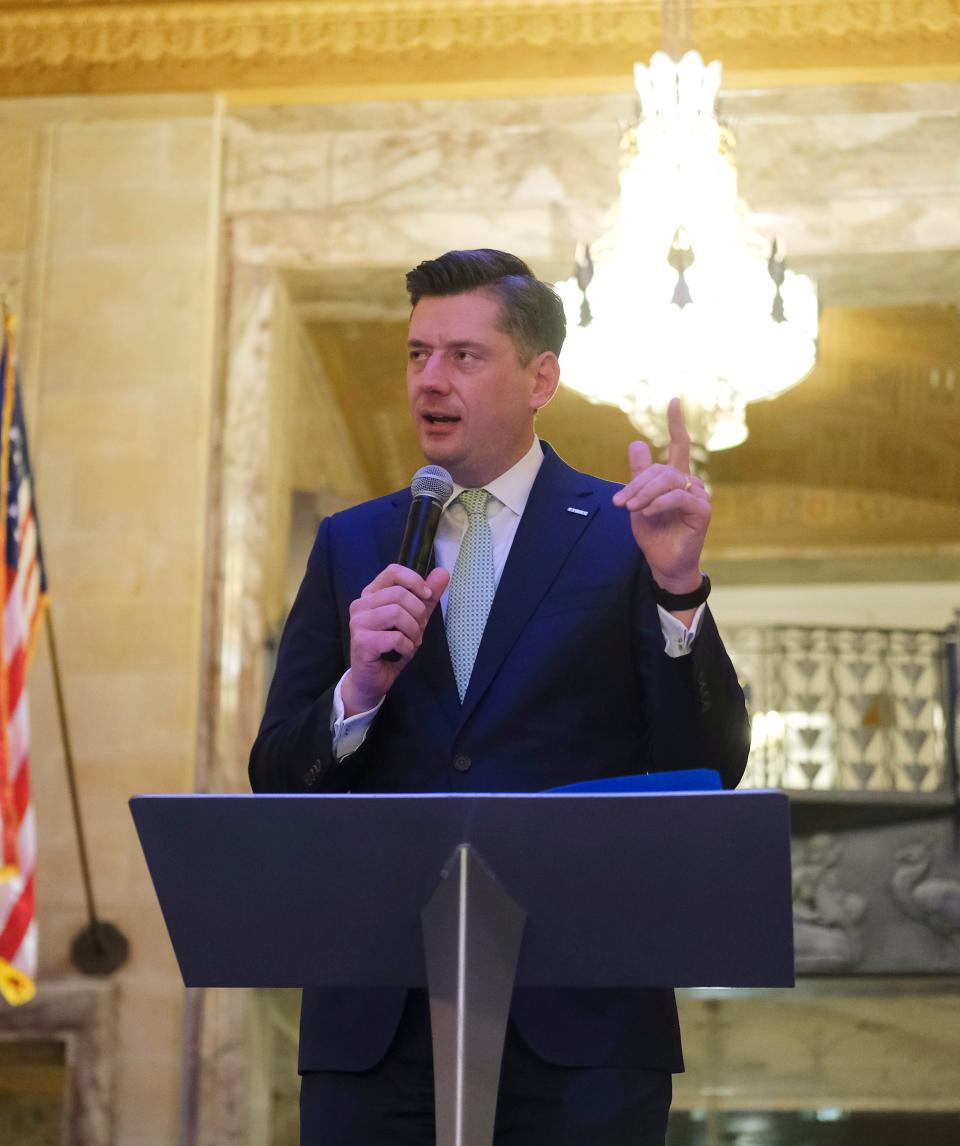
[{"xmin": 421, "ymin": 844, "xmax": 526, "ymax": 1146}]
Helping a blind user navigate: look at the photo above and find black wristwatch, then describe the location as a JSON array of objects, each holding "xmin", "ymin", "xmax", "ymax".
[{"xmin": 651, "ymin": 573, "xmax": 711, "ymax": 611}]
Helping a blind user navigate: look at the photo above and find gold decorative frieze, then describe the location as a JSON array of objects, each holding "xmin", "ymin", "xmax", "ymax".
[{"xmin": 0, "ymin": 1, "xmax": 958, "ymax": 99}]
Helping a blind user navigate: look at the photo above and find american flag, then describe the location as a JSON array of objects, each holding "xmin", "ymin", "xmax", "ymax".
[{"xmin": 0, "ymin": 315, "xmax": 47, "ymax": 1006}]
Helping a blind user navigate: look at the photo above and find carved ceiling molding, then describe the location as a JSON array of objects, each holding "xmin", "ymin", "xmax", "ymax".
[{"xmin": 0, "ymin": 1, "xmax": 958, "ymax": 98}]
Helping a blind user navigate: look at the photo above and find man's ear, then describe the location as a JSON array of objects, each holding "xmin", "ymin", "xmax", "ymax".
[{"xmin": 530, "ymin": 351, "xmax": 561, "ymax": 412}]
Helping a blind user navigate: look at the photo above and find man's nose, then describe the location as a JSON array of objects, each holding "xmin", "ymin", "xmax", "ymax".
[{"xmin": 419, "ymin": 353, "xmax": 452, "ymax": 390}]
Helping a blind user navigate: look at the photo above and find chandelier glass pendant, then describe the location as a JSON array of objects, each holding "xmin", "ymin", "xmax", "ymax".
[{"xmin": 555, "ymin": 51, "xmax": 818, "ymax": 453}]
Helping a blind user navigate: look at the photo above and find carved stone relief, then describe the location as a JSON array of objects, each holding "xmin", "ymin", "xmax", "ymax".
[
  {"xmin": 792, "ymin": 820, "xmax": 960, "ymax": 975},
  {"xmin": 889, "ymin": 838, "xmax": 960, "ymax": 944},
  {"xmin": 793, "ymin": 835, "xmax": 866, "ymax": 972}
]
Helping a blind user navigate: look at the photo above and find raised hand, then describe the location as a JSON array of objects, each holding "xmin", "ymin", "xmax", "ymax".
[
  {"xmin": 341, "ymin": 563, "xmax": 450, "ymax": 716},
  {"xmin": 611, "ymin": 398, "xmax": 710, "ymax": 593}
]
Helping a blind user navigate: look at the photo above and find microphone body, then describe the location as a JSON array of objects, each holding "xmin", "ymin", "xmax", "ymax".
[
  {"xmin": 397, "ymin": 494, "xmax": 444, "ymax": 578},
  {"xmin": 381, "ymin": 465, "xmax": 454, "ymax": 661}
]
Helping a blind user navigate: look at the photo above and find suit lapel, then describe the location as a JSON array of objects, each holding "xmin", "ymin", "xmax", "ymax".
[
  {"xmin": 373, "ymin": 495, "xmax": 461, "ymax": 727},
  {"xmin": 456, "ymin": 446, "xmax": 599, "ymax": 730}
]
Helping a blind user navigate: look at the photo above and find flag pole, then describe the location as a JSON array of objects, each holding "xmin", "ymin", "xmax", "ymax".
[
  {"xmin": 44, "ymin": 606, "xmax": 129, "ymax": 975},
  {"xmin": 2, "ymin": 297, "xmax": 127, "ymax": 982},
  {"xmin": 10, "ymin": 280, "xmax": 131, "ymax": 976}
]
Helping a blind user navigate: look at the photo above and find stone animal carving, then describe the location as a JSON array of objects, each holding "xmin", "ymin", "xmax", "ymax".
[
  {"xmin": 792, "ymin": 834, "xmax": 865, "ymax": 972},
  {"xmin": 889, "ymin": 841, "xmax": 960, "ymax": 940}
]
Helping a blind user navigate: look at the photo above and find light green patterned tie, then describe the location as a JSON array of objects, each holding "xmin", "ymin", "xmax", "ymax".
[{"xmin": 446, "ymin": 488, "xmax": 495, "ymax": 702}]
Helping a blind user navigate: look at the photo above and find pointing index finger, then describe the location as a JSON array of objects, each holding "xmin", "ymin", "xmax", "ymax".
[{"xmin": 666, "ymin": 397, "xmax": 691, "ymax": 474}]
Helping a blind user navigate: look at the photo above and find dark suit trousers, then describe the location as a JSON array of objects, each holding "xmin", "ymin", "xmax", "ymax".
[{"xmin": 299, "ymin": 991, "xmax": 672, "ymax": 1146}]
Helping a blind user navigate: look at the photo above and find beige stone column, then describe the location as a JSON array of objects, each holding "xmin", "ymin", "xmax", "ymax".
[{"xmin": 0, "ymin": 94, "xmax": 223, "ymax": 1146}]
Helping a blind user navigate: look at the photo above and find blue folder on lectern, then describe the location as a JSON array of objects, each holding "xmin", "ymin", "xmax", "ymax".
[{"xmin": 553, "ymin": 767, "xmax": 722, "ymax": 793}]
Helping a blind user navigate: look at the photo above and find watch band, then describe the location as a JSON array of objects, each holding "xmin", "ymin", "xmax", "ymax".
[{"xmin": 651, "ymin": 573, "xmax": 711, "ymax": 611}]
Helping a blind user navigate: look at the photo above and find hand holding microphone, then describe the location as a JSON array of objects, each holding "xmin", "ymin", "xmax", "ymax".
[
  {"xmin": 341, "ymin": 466, "xmax": 453, "ymax": 717},
  {"xmin": 381, "ymin": 465, "xmax": 453, "ymax": 661}
]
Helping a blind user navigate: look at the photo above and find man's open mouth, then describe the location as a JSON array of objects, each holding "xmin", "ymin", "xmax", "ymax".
[{"xmin": 423, "ymin": 414, "xmax": 460, "ymax": 424}]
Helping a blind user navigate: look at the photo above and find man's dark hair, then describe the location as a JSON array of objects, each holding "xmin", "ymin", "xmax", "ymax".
[{"xmin": 406, "ymin": 249, "xmax": 566, "ymax": 362}]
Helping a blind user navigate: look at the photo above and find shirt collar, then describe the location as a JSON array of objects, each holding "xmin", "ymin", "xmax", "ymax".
[{"xmin": 447, "ymin": 437, "xmax": 544, "ymax": 517}]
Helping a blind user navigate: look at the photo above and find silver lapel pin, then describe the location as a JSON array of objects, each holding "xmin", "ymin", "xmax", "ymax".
[{"xmin": 566, "ymin": 506, "xmax": 589, "ymax": 517}]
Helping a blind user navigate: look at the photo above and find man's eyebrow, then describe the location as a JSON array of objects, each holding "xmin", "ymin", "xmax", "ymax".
[{"xmin": 407, "ymin": 337, "xmax": 487, "ymax": 351}]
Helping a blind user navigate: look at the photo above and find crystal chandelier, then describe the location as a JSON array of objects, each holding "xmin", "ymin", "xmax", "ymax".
[{"xmin": 555, "ymin": 51, "xmax": 818, "ymax": 453}]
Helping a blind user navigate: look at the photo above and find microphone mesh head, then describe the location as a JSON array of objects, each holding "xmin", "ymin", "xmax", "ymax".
[{"xmin": 410, "ymin": 464, "xmax": 454, "ymax": 505}]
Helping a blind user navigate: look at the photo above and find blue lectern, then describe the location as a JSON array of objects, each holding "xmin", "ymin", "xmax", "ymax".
[{"xmin": 131, "ymin": 786, "xmax": 793, "ymax": 1146}]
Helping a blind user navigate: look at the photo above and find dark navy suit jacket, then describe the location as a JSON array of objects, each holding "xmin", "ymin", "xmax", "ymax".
[{"xmin": 249, "ymin": 443, "xmax": 750, "ymax": 1074}]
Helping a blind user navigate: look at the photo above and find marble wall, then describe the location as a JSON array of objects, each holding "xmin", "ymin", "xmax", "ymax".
[
  {"xmin": 223, "ymin": 81, "xmax": 960, "ymax": 295},
  {"xmin": 0, "ymin": 95, "xmax": 222, "ymax": 1145},
  {"xmin": 675, "ymin": 985, "xmax": 960, "ymax": 1113}
]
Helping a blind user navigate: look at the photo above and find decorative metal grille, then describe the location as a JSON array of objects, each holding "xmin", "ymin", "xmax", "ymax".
[{"xmin": 726, "ymin": 625, "xmax": 958, "ymax": 802}]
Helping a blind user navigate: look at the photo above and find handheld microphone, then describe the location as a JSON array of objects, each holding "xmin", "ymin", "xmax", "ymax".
[
  {"xmin": 381, "ymin": 465, "xmax": 454, "ymax": 661},
  {"xmin": 398, "ymin": 465, "xmax": 454, "ymax": 576}
]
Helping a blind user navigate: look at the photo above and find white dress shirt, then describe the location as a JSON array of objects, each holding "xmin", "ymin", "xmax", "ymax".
[{"xmin": 331, "ymin": 437, "xmax": 704, "ymax": 757}]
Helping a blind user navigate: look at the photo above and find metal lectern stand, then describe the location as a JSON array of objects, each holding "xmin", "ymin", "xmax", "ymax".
[{"xmin": 132, "ymin": 789, "xmax": 794, "ymax": 1146}]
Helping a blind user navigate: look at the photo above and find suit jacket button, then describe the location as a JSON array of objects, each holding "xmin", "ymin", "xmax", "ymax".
[{"xmin": 453, "ymin": 754, "xmax": 472, "ymax": 772}]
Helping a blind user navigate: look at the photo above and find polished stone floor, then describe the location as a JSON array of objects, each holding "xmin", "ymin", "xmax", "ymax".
[{"xmin": 668, "ymin": 1110, "xmax": 960, "ymax": 1145}]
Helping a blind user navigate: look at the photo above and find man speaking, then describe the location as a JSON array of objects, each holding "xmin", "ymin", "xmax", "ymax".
[{"xmin": 249, "ymin": 249, "xmax": 750, "ymax": 1144}]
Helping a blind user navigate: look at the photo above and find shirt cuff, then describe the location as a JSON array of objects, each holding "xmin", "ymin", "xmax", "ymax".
[
  {"xmin": 330, "ymin": 673, "xmax": 384, "ymax": 760},
  {"xmin": 658, "ymin": 603, "xmax": 706, "ymax": 658}
]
